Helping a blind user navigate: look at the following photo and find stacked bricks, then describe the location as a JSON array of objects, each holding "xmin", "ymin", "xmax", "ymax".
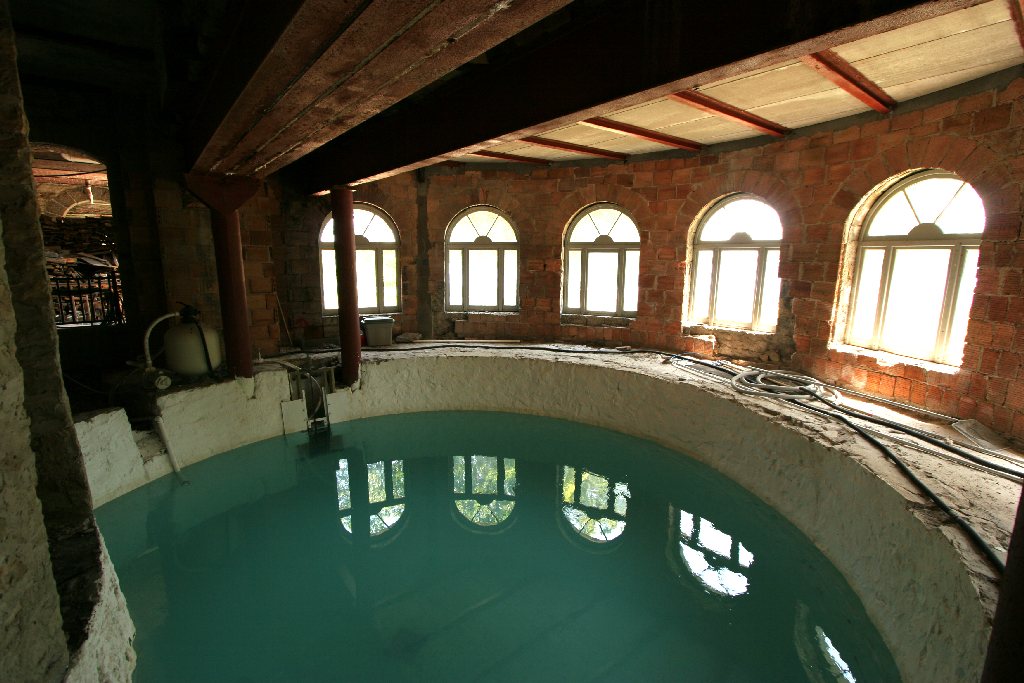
[
  {"xmin": 281, "ymin": 75, "xmax": 1024, "ymax": 442},
  {"xmin": 240, "ymin": 182, "xmax": 283, "ymax": 355}
]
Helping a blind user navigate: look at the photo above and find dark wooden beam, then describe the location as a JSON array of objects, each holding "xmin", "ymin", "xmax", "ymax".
[
  {"xmin": 521, "ymin": 136, "xmax": 627, "ymax": 161},
  {"xmin": 580, "ymin": 117, "xmax": 701, "ymax": 151},
  {"xmin": 191, "ymin": 0, "xmax": 572, "ymax": 176},
  {"xmin": 470, "ymin": 150, "xmax": 550, "ymax": 164},
  {"xmin": 801, "ymin": 49, "xmax": 896, "ymax": 113},
  {"xmin": 667, "ymin": 90, "xmax": 789, "ymax": 137},
  {"xmin": 285, "ymin": 0, "xmax": 978, "ymax": 191}
]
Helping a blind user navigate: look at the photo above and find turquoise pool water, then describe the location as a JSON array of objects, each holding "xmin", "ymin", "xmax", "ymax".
[{"xmin": 96, "ymin": 411, "xmax": 900, "ymax": 682}]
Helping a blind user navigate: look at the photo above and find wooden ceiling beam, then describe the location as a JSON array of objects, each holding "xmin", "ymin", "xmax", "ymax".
[
  {"xmin": 520, "ymin": 136, "xmax": 628, "ymax": 160},
  {"xmin": 580, "ymin": 117, "xmax": 701, "ymax": 151},
  {"xmin": 470, "ymin": 150, "xmax": 550, "ymax": 164},
  {"xmin": 801, "ymin": 49, "xmax": 896, "ymax": 113},
  {"xmin": 667, "ymin": 90, "xmax": 789, "ymax": 137},
  {"xmin": 288, "ymin": 0, "xmax": 979, "ymax": 191}
]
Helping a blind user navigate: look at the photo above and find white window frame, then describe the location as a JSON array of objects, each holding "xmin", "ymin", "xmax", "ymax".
[
  {"xmin": 562, "ymin": 203, "xmax": 641, "ymax": 317},
  {"xmin": 688, "ymin": 194, "xmax": 781, "ymax": 332},
  {"xmin": 319, "ymin": 203, "xmax": 401, "ymax": 314},
  {"xmin": 844, "ymin": 170, "xmax": 982, "ymax": 365},
  {"xmin": 444, "ymin": 205, "xmax": 520, "ymax": 312}
]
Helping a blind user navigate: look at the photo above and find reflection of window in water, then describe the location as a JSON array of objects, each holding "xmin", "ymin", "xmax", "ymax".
[
  {"xmin": 452, "ymin": 455, "xmax": 516, "ymax": 526},
  {"xmin": 675, "ymin": 507, "xmax": 753, "ymax": 596},
  {"xmin": 794, "ymin": 602, "xmax": 858, "ymax": 683},
  {"xmin": 337, "ymin": 459, "xmax": 405, "ymax": 535},
  {"xmin": 560, "ymin": 466, "xmax": 629, "ymax": 542}
]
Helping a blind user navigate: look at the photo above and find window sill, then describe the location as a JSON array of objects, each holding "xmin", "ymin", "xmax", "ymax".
[
  {"xmin": 828, "ymin": 343, "xmax": 960, "ymax": 375},
  {"xmin": 685, "ymin": 324, "xmax": 775, "ymax": 337},
  {"xmin": 560, "ymin": 313, "xmax": 635, "ymax": 328},
  {"xmin": 445, "ymin": 311, "xmax": 521, "ymax": 319},
  {"xmin": 322, "ymin": 311, "xmax": 402, "ymax": 318}
]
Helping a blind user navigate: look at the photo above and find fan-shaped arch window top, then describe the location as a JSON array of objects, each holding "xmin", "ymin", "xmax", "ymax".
[
  {"xmin": 446, "ymin": 206, "xmax": 519, "ymax": 312},
  {"xmin": 563, "ymin": 204, "xmax": 640, "ymax": 316},
  {"xmin": 560, "ymin": 466, "xmax": 629, "ymax": 543},
  {"xmin": 689, "ymin": 194, "xmax": 782, "ymax": 332},
  {"xmin": 319, "ymin": 203, "xmax": 400, "ymax": 313},
  {"xmin": 845, "ymin": 171, "xmax": 984, "ymax": 365},
  {"xmin": 453, "ymin": 455, "xmax": 516, "ymax": 527},
  {"xmin": 337, "ymin": 458, "xmax": 405, "ymax": 537},
  {"xmin": 675, "ymin": 507, "xmax": 754, "ymax": 597}
]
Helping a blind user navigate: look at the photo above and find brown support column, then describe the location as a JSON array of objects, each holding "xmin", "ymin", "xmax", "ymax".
[
  {"xmin": 331, "ymin": 185, "xmax": 360, "ymax": 386},
  {"xmin": 982, "ymin": 487, "xmax": 1024, "ymax": 682},
  {"xmin": 185, "ymin": 173, "xmax": 260, "ymax": 378}
]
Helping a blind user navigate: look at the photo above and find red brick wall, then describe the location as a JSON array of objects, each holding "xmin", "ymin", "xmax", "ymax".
[{"xmin": 295, "ymin": 76, "xmax": 1024, "ymax": 441}]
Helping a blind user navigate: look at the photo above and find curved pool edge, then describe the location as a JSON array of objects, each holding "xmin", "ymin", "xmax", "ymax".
[{"xmin": 81, "ymin": 349, "xmax": 1012, "ymax": 683}]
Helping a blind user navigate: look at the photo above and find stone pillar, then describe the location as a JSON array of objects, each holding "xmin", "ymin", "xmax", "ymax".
[
  {"xmin": 0, "ymin": 3, "xmax": 84, "ymax": 677},
  {"xmin": 330, "ymin": 185, "xmax": 360, "ymax": 386},
  {"xmin": 185, "ymin": 173, "xmax": 260, "ymax": 378}
]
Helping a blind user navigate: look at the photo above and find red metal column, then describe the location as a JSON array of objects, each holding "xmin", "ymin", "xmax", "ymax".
[
  {"xmin": 185, "ymin": 173, "xmax": 260, "ymax": 378},
  {"xmin": 981, "ymin": 487, "xmax": 1024, "ymax": 682},
  {"xmin": 331, "ymin": 185, "xmax": 360, "ymax": 386}
]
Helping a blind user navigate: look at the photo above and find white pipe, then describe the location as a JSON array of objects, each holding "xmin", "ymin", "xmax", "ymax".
[
  {"xmin": 144, "ymin": 312, "xmax": 180, "ymax": 369},
  {"xmin": 153, "ymin": 415, "xmax": 188, "ymax": 484}
]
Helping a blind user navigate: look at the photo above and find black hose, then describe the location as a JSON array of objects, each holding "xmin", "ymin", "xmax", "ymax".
[
  {"xmin": 811, "ymin": 393, "xmax": 1024, "ymax": 479},
  {"xmin": 794, "ymin": 397, "xmax": 1007, "ymax": 574}
]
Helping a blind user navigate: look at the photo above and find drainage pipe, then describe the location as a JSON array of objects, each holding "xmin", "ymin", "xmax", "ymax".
[{"xmin": 153, "ymin": 415, "xmax": 189, "ymax": 485}]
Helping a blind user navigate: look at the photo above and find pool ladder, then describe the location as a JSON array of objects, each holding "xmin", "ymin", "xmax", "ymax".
[{"xmin": 303, "ymin": 366, "xmax": 333, "ymax": 436}]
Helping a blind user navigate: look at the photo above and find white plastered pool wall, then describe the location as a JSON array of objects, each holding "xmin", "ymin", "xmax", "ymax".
[{"xmin": 76, "ymin": 348, "xmax": 1020, "ymax": 683}]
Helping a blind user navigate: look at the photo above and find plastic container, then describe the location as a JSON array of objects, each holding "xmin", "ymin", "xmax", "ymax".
[{"xmin": 362, "ymin": 316, "xmax": 394, "ymax": 347}]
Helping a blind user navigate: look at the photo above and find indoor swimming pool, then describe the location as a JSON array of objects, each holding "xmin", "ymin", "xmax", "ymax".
[{"xmin": 96, "ymin": 411, "xmax": 900, "ymax": 682}]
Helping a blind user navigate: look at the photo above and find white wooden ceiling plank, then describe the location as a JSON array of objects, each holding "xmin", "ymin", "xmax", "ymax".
[
  {"xmin": 886, "ymin": 58, "xmax": 1024, "ymax": 101},
  {"xmin": 696, "ymin": 59, "xmax": 804, "ymax": 89},
  {"xmin": 851, "ymin": 22, "xmax": 1022, "ymax": 89},
  {"xmin": 748, "ymin": 88, "xmax": 870, "ymax": 128},
  {"xmin": 699, "ymin": 61, "xmax": 830, "ymax": 110},
  {"xmin": 660, "ymin": 116, "xmax": 760, "ymax": 145},
  {"xmin": 542, "ymin": 124, "xmax": 621, "ymax": 147},
  {"xmin": 609, "ymin": 98, "xmax": 713, "ymax": 129},
  {"xmin": 835, "ymin": 1, "xmax": 1011, "ymax": 62}
]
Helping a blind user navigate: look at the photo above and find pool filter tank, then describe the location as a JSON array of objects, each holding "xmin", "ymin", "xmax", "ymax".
[{"xmin": 165, "ymin": 319, "xmax": 223, "ymax": 376}]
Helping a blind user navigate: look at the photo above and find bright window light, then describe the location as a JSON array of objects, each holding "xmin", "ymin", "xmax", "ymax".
[
  {"xmin": 319, "ymin": 203, "xmax": 401, "ymax": 314},
  {"xmin": 337, "ymin": 459, "xmax": 405, "ymax": 537},
  {"xmin": 446, "ymin": 206, "xmax": 519, "ymax": 312},
  {"xmin": 689, "ymin": 194, "xmax": 782, "ymax": 331},
  {"xmin": 674, "ymin": 507, "xmax": 754, "ymax": 598},
  {"xmin": 845, "ymin": 171, "xmax": 984, "ymax": 365},
  {"xmin": 563, "ymin": 203, "xmax": 641, "ymax": 316}
]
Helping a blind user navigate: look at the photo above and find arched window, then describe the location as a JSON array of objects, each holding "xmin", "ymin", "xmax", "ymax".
[
  {"xmin": 563, "ymin": 203, "xmax": 640, "ymax": 316},
  {"xmin": 688, "ymin": 194, "xmax": 782, "ymax": 331},
  {"xmin": 337, "ymin": 458, "xmax": 405, "ymax": 536},
  {"xmin": 845, "ymin": 170, "xmax": 983, "ymax": 364},
  {"xmin": 445, "ymin": 206, "xmax": 519, "ymax": 311},
  {"xmin": 672, "ymin": 507, "xmax": 754, "ymax": 597},
  {"xmin": 453, "ymin": 455, "xmax": 516, "ymax": 527},
  {"xmin": 320, "ymin": 203, "xmax": 401, "ymax": 313},
  {"xmin": 560, "ymin": 466, "xmax": 629, "ymax": 543}
]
